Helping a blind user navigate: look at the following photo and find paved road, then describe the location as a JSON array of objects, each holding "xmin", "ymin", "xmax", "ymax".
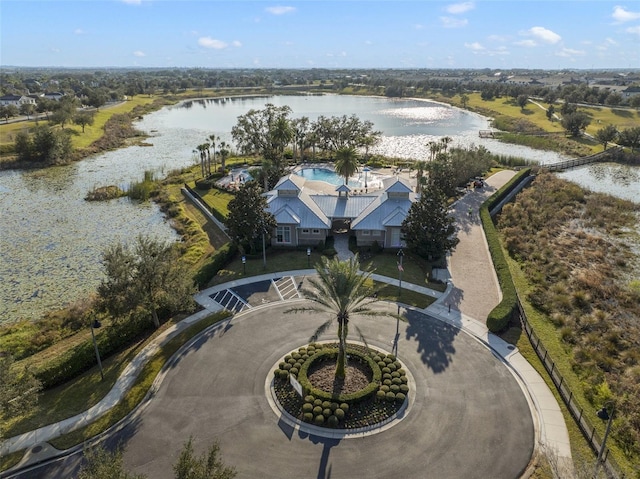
[{"xmin": 111, "ymin": 302, "xmax": 533, "ymax": 479}]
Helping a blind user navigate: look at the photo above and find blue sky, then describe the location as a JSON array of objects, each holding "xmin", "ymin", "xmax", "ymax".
[{"xmin": 2, "ymin": 1, "xmax": 639, "ymax": 69}]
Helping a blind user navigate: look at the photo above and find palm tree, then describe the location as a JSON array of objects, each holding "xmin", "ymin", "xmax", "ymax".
[
  {"xmin": 209, "ymin": 134, "xmax": 219, "ymax": 173},
  {"xmin": 440, "ymin": 136, "xmax": 452, "ymax": 153},
  {"xmin": 427, "ymin": 141, "xmax": 440, "ymax": 161},
  {"xmin": 219, "ymin": 140, "xmax": 229, "ymax": 172},
  {"xmin": 334, "ymin": 147, "xmax": 359, "ymax": 185},
  {"xmin": 196, "ymin": 144, "xmax": 208, "ymax": 178},
  {"xmin": 288, "ymin": 254, "xmax": 384, "ymax": 379}
]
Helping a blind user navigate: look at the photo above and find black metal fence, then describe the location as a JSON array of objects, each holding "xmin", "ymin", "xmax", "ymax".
[{"xmin": 515, "ymin": 300, "xmax": 624, "ymax": 478}]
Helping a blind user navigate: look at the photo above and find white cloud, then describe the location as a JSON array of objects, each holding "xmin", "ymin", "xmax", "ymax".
[
  {"xmin": 627, "ymin": 25, "xmax": 640, "ymax": 35},
  {"xmin": 529, "ymin": 26, "xmax": 561, "ymax": 44},
  {"xmin": 515, "ymin": 39, "xmax": 537, "ymax": 47},
  {"xmin": 265, "ymin": 6, "xmax": 296, "ymax": 15},
  {"xmin": 612, "ymin": 5, "xmax": 640, "ymax": 23},
  {"xmin": 446, "ymin": 2, "xmax": 474, "ymax": 14},
  {"xmin": 198, "ymin": 37, "xmax": 228, "ymax": 49},
  {"xmin": 440, "ymin": 16, "xmax": 468, "ymax": 28},
  {"xmin": 465, "ymin": 42, "xmax": 485, "ymax": 51},
  {"xmin": 414, "ymin": 24, "xmax": 425, "ymax": 30},
  {"xmin": 74, "ymin": 28, "xmax": 86, "ymax": 35},
  {"xmin": 121, "ymin": 0, "xmax": 142, "ymax": 4},
  {"xmin": 556, "ymin": 47, "xmax": 586, "ymax": 58},
  {"xmin": 133, "ymin": 50, "xmax": 145, "ymax": 57},
  {"xmin": 605, "ymin": 37, "xmax": 618, "ymax": 45},
  {"xmin": 232, "ymin": 40, "xmax": 242, "ymax": 48}
]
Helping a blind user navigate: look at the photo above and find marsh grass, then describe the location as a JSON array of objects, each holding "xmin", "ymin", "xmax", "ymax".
[{"xmin": 497, "ymin": 172, "xmax": 640, "ymax": 472}]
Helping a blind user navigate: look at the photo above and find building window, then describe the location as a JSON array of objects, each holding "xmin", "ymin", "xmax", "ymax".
[
  {"xmin": 276, "ymin": 226, "xmax": 291, "ymax": 244},
  {"xmin": 302, "ymin": 229, "xmax": 310, "ymax": 234},
  {"xmin": 361, "ymin": 230, "xmax": 370, "ymax": 236},
  {"xmin": 312, "ymin": 229, "xmax": 320, "ymax": 234}
]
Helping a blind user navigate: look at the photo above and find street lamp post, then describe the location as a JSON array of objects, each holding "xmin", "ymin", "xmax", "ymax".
[
  {"xmin": 242, "ymin": 255, "xmax": 246, "ymax": 275},
  {"xmin": 594, "ymin": 402, "xmax": 615, "ymax": 478},
  {"xmin": 91, "ymin": 319, "xmax": 104, "ymax": 381},
  {"xmin": 397, "ymin": 247, "xmax": 404, "ymax": 297},
  {"xmin": 307, "ymin": 247, "xmax": 311, "ymax": 267}
]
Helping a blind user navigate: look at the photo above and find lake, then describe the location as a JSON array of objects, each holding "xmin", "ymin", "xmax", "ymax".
[{"xmin": 0, "ymin": 94, "xmax": 637, "ymax": 324}]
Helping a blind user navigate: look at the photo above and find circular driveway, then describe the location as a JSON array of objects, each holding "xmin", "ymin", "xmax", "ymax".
[{"xmin": 120, "ymin": 302, "xmax": 534, "ymax": 479}]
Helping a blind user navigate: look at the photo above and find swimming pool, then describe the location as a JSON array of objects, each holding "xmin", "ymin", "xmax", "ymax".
[{"xmin": 296, "ymin": 168, "xmax": 373, "ymax": 188}]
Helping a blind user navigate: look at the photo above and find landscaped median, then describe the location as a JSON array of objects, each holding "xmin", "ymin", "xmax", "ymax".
[{"xmin": 0, "ymin": 310, "xmax": 231, "ymax": 473}]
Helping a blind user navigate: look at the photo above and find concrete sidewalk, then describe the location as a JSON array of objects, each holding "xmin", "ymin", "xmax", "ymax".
[{"xmin": 1, "ymin": 171, "xmax": 573, "ymax": 477}]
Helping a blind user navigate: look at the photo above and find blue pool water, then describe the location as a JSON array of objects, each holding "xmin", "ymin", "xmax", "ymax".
[{"xmin": 296, "ymin": 168, "xmax": 365, "ymax": 187}]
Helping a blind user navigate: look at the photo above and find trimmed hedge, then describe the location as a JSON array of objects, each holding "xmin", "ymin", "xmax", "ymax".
[
  {"xmin": 482, "ymin": 169, "xmax": 531, "ymax": 332},
  {"xmin": 193, "ymin": 241, "xmax": 238, "ymax": 288},
  {"xmin": 297, "ymin": 347, "xmax": 382, "ymax": 404}
]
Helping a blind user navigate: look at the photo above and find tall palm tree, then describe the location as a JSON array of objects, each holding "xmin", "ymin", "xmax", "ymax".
[
  {"xmin": 288, "ymin": 255, "xmax": 391, "ymax": 379},
  {"xmin": 440, "ymin": 136, "xmax": 452, "ymax": 153},
  {"xmin": 414, "ymin": 160, "xmax": 427, "ymax": 194},
  {"xmin": 219, "ymin": 140, "xmax": 229, "ymax": 172},
  {"xmin": 196, "ymin": 143, "xmax": 208, "ymax": 178},
  {"xmin": 334, "ymin": 147, "xmax": 359, "ymax": 185},
  {"xmin": 208, "ymin": 134, "xmax": 219, "ymax": 173}
]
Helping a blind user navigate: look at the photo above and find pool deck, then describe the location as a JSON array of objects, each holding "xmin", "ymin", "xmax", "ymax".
[{"xmin": 216, "ymin": 163, "xmax": 417, "ymax": 194}]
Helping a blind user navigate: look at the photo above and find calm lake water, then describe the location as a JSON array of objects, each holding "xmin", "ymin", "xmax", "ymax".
[{"xmin": 0, "ymin": 94, "xmax": 637, "ymax": 323}]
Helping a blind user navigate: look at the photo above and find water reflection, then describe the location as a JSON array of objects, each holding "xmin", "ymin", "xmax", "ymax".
[{"xmin": 1, "ymin": 94, "xmax": 637, "ymax": 324}]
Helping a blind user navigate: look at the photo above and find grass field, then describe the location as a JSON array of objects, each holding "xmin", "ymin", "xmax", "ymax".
[{"xmin": 0, "ymin": 96, "xmax": 155, "ymax": 150}]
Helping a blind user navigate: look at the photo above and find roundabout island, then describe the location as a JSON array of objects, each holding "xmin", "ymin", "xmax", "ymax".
[{"xmin": 118, "ymin": 301, "xmax": 534, "ymax": 479}]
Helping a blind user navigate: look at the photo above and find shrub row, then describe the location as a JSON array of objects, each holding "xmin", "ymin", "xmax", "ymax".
[
  {"xmin": 193, "ymin": 242, "xmax": 238, "ymax": 288},
  {"xmin": 34, "ymin": 310, "xmax": 233, "ymax": 390},
  {"xmin": 297, "ymin": 347, "xmax": 382, "ymax": 404},
  {"xmin": 376, "ymin": 353, "xmax": 408, "ymax": 403},
  {"xmin": 301, "ymin": 395, "xmax": 350, "ymax": 426},
  {"xmin": 483, "ymin": 169, "xmax": 531, "ymax": 332}
]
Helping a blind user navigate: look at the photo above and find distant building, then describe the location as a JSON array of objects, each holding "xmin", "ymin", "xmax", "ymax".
[
  {"xmin": 0, "ymin": 94, "xmax": 37, "ymax": 107},
  {"xmin": 43, "ymin": 92, "xmax": 65, "ymax": 101}
]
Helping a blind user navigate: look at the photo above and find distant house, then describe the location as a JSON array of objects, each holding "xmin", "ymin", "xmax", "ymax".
[
  {"xmin": 622, "ymin": 86, "xmax": 640, "ymax": 99},
  {"xmin": 0, "ymin": 94, "xmax": 37, "ymax": 107},
  {"xmin": 43, "ymin": 92, "xmax": 65, "ymax": 101},
  {"xmin": 264, "ymin": 174, "xmax": 417, "ymax": 248}
]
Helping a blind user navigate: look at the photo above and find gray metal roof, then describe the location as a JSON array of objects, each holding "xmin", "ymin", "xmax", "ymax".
[
  {"xmin": 350, "ymin": 194, "xmax": 416, "ymax": 230},
  {"xmin": 310, "ymin": 195, "xmax": 376, "ymax": 219},
  {"xmin": 266, "ymin": 194, "xmax": 331, "ymax": 229}
]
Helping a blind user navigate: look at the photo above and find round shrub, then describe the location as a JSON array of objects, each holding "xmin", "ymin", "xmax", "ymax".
[
  {"xmin": 305, "ymin": 395, "xmax": 315, "ymax": 403},
  {"xmin": 274, "ymin": 369, "xmax": 280, "ymax": 377},
  {"xmin": 322, "ymin": 401, "xmax": 331, "ymax": 409},
  {"xmin": 303, "ymin": 412, "xmax": 314, "ymax": 423},
  {"xmin": 387, "ymin": 363, "xmax": 397, "ymax": 372},
  {"xmin": 393, "ymin": 361, "xmax": 402, "ymax": 369},
  {"xmin": 387, "ymin": 354, "xmax": 396, "ymax": 361},
  {"xmin": 298, "ymin": 347, "xmax": 307, "ymax": 353},
  {"xmin": 314, "ymin": 399, "xmax": 323, "ymax": 407},
  {"xmin": 390, "ymin": 384, "xmax": 400, "ymax": 393},
  {"xmin": 283, "ymin": 363, "xmax": 292, "ymax": 371},
  {"xmin": 397, "ymin": 368, "xmax": 406, "ymax": 375},
  {"xmin": 340, "ymin": 403, "xmax": 349, "ymax": 413},
  {"xmin": 301, "ymin": 354, "xmax": 309, "ymax": 361},
  {"xmin": 401, "ymin": 376, "xmax": 408, "ymax": 384},
  {"xmin": 383, "ymin": 379, "xmax": 392, "ymax": 386},
  {"xmin": 383, "ymin": 357, "xmax": 393, "ymax": 364},
  {"xmin": 400, "ymin": 384, "xmax": 409, "ymax": 394},
  {"xmin": 287, "ymin": 358, "xmax": 297, "ymax": 365},
  {"xmin": 335, "ymin": 408, "xmax": 345, "ymax": 420},
  {"xmin": 279, "ymin": 370, "xmax": 289, "ymax": 379},
  {"xmin": 383, "ymin": 373, "xmax": 392, "ymax": 380},
  {"xmin": 284, "ymin": 355, "xmax": 292, "ymax": 361},
  {"xmin": 327, "ymin": 415, "xmax": 339, "ymax": 427},
  {"xmin": 395, "ymin": 392, "xmax": 406, "ymax": 402},
  {"xmin": 313, "ymin": 406, "xmax": 323, "ymax": 415},
  {"xmin": 376, "ymin": 390, "xmax": 387, "ymax": 400},
  {"xmin": 392, "ymin": 377, "xmax": 402, "ymax": 385},
  {"xmin": 323, "ymin": 408, "xmax": 332, "ymax": 418},
  {"xmin": 290, "ymin": 367, "xmax": 299, "ymax": 376},
  {"xmin": 380, "ymin": 385, "xmax": 390, "ymax": 393},
  {"xmin": 386, "ymin": 391, "xmax": 396, "ymax": 401},
  {"xmin": 330, "ymin": 402, "xmax": 339, "ymax": 411},
  {"xmin": 377, "ymin": 361, "xmax": 386, "ymax": 368},
  {"xmin": 382, "ymin": 367, "xmax": 391, "ymax": 374},
  {"xmin": 391, "ymin": 371, "xmax": 400, "ymax": 378},
  {"xmin": 373, "ymin": 355, "xmax": 382, "ymax": 362},
  {"xmin": 314, "ymin": 415, "xmax": 325, "ymax": 425},
  {"xmin": 292, "ymin": 352, "xmax": 301, "ymax": 360},
  {"xmin": 279, "ymin": 361, "xmax": 286, "ymax": 369},
  {"xmin": 302, "ymin": 403, "xmax": 313, "ymax": 413}
]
